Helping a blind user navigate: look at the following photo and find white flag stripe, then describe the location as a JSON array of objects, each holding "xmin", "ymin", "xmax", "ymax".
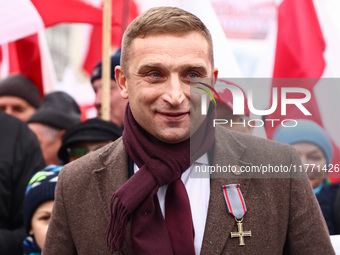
[
  {"xmin": 179, "ymin": 0, "xmax": 243, "ymax": 78},
  {"xmin": 0, "ymin": 0, "xmax": 44, "ymax": 44},
  {"xmin": 38, "ymin": 31, "xmax": 58, "ymax": 94},
  {"xmin": 134, "ymin": 0, "xmax": 243, "ymax": 78},
  {"xmin": 0, "ymin": 44, "xmax": 9, "ymax": 79},
  {"xmin": 313, "ymin": 0, "xmax": 340, "ymax": 150}
]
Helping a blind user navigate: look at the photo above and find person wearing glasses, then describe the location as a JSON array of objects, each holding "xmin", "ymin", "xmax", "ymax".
[{"xmin": 58, "ymin": 118, "xmax": 122, "ymax": 164}]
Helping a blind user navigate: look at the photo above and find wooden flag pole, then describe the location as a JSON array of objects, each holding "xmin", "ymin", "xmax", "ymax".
[{"xmin": 101, "ymin": 0, "xmax": 112, "ymax": 121}]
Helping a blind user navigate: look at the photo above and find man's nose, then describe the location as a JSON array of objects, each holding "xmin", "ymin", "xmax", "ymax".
[
  {"xmin": 4, "ymin": 107, "xmax": 13, "ymax": 115},
  {"xmin": 163, "ymin": 76, "xmax": 186, "ymax": 106},
  {"xmin": 94, "ymin": 89, "xmax": 102, "ymax": 108}
]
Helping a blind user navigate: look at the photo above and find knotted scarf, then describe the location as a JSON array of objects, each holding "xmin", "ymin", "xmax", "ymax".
[{"xmin": 106, "ymin": 103, "xmax": 215, "ymax": 253}]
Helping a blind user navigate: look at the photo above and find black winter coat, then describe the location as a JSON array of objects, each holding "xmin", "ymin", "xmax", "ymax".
[{"xmin": 0, "ymin": 112, "xmax": 45, "ymax": 255}]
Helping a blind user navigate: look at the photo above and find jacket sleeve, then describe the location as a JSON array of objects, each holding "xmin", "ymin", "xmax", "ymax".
[
  {"xmin": 284, "ymin": 149, "xmax": 335, "ymax": 254},
  {"xmin": 42, "ymin": 169, "xmax": 77, "ymax": 255}
]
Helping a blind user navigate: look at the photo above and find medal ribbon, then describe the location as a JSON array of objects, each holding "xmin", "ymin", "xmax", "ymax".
[{"xmin": 222, "ymin": 184, "xmax": 247, "ymax": 220}]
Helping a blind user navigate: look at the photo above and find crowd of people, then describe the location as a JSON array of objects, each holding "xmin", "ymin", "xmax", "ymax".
[{"xmin": 0, "ymin": 6, "xmax": 339, "ymax": 255}]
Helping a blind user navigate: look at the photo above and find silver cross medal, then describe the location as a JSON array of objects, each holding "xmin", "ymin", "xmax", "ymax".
[{"xmin": 230, "ymin": 217, "xmax": 252, "ymax": 245}]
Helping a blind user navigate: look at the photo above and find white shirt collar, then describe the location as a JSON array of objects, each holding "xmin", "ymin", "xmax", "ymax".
[{"xmin": 195, "ymin": 153, "xmax": 209, "ymax": 165}]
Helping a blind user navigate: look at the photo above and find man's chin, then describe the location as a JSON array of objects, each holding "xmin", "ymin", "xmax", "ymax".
[{"xmin": 154, "ymin": 129, "xmax": 190, "ymax": 144}]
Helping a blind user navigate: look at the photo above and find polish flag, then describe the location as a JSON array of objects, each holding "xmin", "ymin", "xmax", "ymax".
[
  {"xmin": 264, "ymin": 0, "xmax": 340, "ymax": 181},
  {"xmin": 0, "ymin": 0, "xmax": 121, "ymax": 95},
  {"xmin": 265, "ymin": 0, "xmax": 325, "ymax": 137},
  {"xmin": 1, "ymin": 32, "xmax": 58, "ymax": 97},
  {"xmin": 0, "ymin": 0, "xmax": 120, "ymax": 45},
  {"xmin": 6, "ymin": 34, "xmax": 44, "ymax": 97},
  {"xmin": 82, "ymin": 0, "xmax": 139, "ymax": 75}
]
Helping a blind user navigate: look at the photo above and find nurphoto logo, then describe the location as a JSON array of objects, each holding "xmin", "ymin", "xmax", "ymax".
[{"xmin": 195, "ymin": 79, "xmax": 312, "ymax": 128}]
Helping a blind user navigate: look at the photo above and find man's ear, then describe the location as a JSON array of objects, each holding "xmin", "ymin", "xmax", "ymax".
[
  {"xmin": 58, "ymin": 129, "xmax": 66, "ymax": 140},
  {"xmin": 115, "ymin": 66, "xmax": 128, "ymax": 99},
  {"xmin": 29, "ymin": 229, "xmax": 34, "ymax": 236}
]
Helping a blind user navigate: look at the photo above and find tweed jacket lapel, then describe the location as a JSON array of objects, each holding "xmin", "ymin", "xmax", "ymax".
[
  {"xmin": 91, "ymin": 138, "xmax": 134, "ymax": 254},
  {"xmin": 92, "ymin": 138, "xmax": 129, "ymax": 217},
  {"xmin": 201, "ymin": 127, "xmax": 253, "ymax": 254},
  {"xmin": 91, "ymin": 129, "xmax": 253, "ymax": 254}
]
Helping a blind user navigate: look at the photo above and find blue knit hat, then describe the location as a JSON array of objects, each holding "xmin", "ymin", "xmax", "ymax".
[
  {"xmin": 23, "ymin": 165, "xmax": 62, "ymax": 234},
  {"xmin": 91, "ymin": 48, "xmax": 121, "ymax": 83},
  {"xmin": 273, "ymin": 119, "xmax": 333, "ymax": 164}
]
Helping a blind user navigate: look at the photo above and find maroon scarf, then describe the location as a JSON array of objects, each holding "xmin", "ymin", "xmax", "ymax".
[{"xmin": 106, "ymin": 103, "xmax": 215, "ymax": 253}]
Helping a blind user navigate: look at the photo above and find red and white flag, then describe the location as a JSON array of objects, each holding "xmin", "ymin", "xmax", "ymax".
[
  {"xmin": 82, "ymin": 0, "xmax": 139, "ymax": 75},
  {"xmin": 265, "ymin": 0, "xmax": 340, "ymax": 181},
  {"xmin": 0, "ymin": 0, "xmax": 122, "ymax": 95},
  {"xmin": 265, "ymin": 0, "xmax": 325, "ymax": 138},
  {"xmin": 0, "ymin": 0, "xmax": 120, "ymax": 45}
]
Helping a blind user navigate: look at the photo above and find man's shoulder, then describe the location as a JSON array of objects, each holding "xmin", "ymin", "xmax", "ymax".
[
  {"xmin": 217, "ymin": 126, "xmax": 296, "ymax": 156},
  {"xmin": 0, "ymin": 112, "xmax": 42, "ymax": 160},
  {"xmin": 0, "ymin": 111, "xmax": 30, "ymax": 136}
]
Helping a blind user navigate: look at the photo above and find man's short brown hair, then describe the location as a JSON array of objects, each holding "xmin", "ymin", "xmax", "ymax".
[{"xmin": 120, "ymin": 6, "xmax": 214, "ymax": 74}]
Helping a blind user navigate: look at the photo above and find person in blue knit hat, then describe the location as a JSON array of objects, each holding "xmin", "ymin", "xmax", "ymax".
[
  {"xmin": 22, "ymin": 165, "xmax": 62, "ymax": 254},
  {"xmin": 274, "ymin": 119, "xmax": 340, "ymax": 234}
]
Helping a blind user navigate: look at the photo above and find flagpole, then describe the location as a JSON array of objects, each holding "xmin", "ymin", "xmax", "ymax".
[{"xmin": 101, "ymin": 0, "xmax": 112, "ymax": 121}]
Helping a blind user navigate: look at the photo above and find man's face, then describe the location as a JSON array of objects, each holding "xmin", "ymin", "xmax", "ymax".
[
  {"xmin": 0, "ymin": 96, "xmax": 36, "ymax": 122},
  {"xmin": 28, "ymin": 123, "xmax": 64, "ymax": 165},
  {"xmin": 92, "ymin": 79, "xmax": 128, "ymax": 127},
  {"xmin": 116, "ymin": 32, "xmax": 218, "ymax": 144}
]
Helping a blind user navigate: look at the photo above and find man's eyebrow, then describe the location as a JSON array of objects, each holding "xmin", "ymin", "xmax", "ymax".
[
  {"xmin": 136, "ymin": 63, "xmax": 209, "ymax": 75},
  {"xmin": 180, "ymin": 64, "xmax": 208, "ymax": 74},
  {"xmin": 137, "ymin": 63, "xmax": 165, "ymax": 72}
]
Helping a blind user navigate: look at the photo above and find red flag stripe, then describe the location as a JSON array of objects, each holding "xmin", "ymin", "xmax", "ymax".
[
  {"xmin": 82, "ymin": 0, "xmax": 139, "ymax": 75},
  {"xmin": 31, "ymin": 0, "xmax": 121, "ymax": 27},
  {"xmin": 273, "ymin": 0, "xmax": 325, "ymax": 78},
  {"xmin": 7, "ymin": 33, "xmax": 44, "ymax": 97}
]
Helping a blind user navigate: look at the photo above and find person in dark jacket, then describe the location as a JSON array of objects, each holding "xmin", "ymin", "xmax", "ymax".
[{"xmin": 0, "ymin": 111, "xmax": 45, "ymax": 255}]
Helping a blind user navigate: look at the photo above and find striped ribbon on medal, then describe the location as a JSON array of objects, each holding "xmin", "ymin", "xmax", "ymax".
[{"xmin": 222, "ymin": 184, "xmax": 247, "ymax": 220}]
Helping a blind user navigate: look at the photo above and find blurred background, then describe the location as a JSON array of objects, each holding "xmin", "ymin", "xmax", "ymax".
[{"xmin": 1, "ymin": 0, "xmax": 339, "ymax": 113}]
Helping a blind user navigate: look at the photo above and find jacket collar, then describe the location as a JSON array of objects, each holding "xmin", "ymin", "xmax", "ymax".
[{"xmin": 92, "ymin": 128, "xmax": 253, "ymax": 254}]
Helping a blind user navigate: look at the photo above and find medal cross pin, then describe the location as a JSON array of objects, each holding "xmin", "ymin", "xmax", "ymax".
[{"xmin": 230, "ymin": 217, "xmax": 252, "ymax": 246}]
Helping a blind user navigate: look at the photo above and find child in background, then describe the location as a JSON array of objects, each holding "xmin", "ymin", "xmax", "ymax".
[{"xmin": 22, "ymin": 165, "xmax": 62, "ymax": 254}]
